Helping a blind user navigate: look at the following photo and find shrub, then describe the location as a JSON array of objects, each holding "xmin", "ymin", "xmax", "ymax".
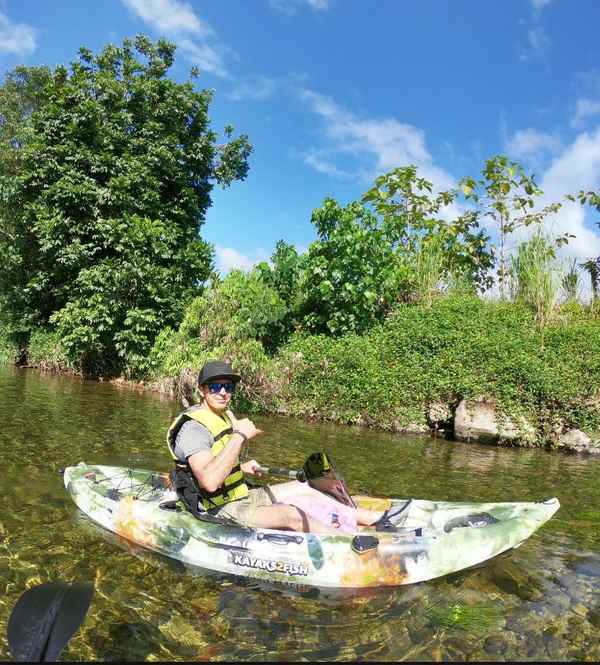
[
  {"xmin": 26, "ymin": 329, "xmax": 77, "ymax": 373},
  {"xmin": 0, "ymin": 329, "xmax": 18, "ymax": 365},
  {"xmin": 147, "ymin": 270, "xmax": 284, "ymax": 408},
  {"xmin": 269, "ymin": 295, "xmax": 600, "ymax": 438}
]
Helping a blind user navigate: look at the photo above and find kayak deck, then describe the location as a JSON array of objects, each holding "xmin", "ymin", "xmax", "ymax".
[{"xmin": 64, "ymin": 463, "xmax": 560, "ymax": 589}]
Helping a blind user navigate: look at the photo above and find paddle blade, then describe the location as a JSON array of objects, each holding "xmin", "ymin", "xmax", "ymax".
[
  {"xmin": 303, "ymin": 452, "xmax": 356, "ymax": 508},
  {"xmin": 7, "ymin": 582, "xmax": 94, "ymax": 662}
]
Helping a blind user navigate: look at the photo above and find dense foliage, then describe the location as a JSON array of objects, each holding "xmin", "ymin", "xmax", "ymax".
[
  {"xmin": 150, "ymin": 269, "xmax": 286, "ymax": 374},
  {"xmin": 2, "ymin": 36, "xmax": 600, "ymax": 447},
  {"xmin": 0, "ymin": 36, "xmax": 251, "ymax": 374},
  {"xmin": 257, "ymin": 167, "xmax": 495, "ymax": 338},
  {"xmin": 146, "ymin": 294, "xmax": 600, "ymax": 441}
]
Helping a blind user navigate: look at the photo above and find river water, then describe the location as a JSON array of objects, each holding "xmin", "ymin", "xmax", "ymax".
[{"xmin": 0, "ymin": 366, "xmax": 599, "ymax": 661}]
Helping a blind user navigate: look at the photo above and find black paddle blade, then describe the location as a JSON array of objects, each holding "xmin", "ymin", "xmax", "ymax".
[
  {"xmin": 302, "ymin": 452, "xmax": 333, "ymax": 480},
  {"xmin": 7, "ymin": 582, "xmax": 94, "ymax": 662},
  {"xmin": 303, "ymin": 452, "xmax": 356, "ymax": 508}
]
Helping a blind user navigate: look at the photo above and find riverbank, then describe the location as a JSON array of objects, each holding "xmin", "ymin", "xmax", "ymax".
[{"xmin": 4, "ymin": 295, "xmax": 600, "ymax": 455}]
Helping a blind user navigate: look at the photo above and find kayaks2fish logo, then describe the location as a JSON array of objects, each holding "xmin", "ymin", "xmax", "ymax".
[{"xmin": 229, "ymin": 552, "xmax": 309, "ymax": 576}]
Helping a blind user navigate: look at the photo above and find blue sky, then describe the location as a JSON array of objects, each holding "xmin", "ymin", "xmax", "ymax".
[{"xmin": 1, "ymin": 0, "xmax": 600, "ymax": 274}]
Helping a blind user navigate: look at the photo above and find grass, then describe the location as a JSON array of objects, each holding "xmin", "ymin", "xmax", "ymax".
[{"xmin": 425, "ymin": 601, "xmax": 503, "ymax": 633}]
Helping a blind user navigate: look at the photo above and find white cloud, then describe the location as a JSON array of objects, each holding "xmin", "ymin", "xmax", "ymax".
[
  {"xmin": 227, "ymin": 75, "xmax": 277, "ymax": 102},
  {"xmin": 269, "ymin": 0, "xmax": 331, "ymax": 15},
  {"xmin": 215, "ymin": 246, "xmax": 267, "ymax": 274},
  {"xmin": 535, "ymin": 129, "xmax": 600, "ymax": 261},
  {"xmin": 122, "ymin": 0, "xmax": 208, "ymax": 35},
  {"xmin": 572, "ymin": 98, "xmax": 600, "ymax": 127},
  {"xmin": 531, "ymin": 0, "xmax": 554, "ymax": 13},
  {"xmin": 520, "ymin": 25, "xmax": 550, "ymax": 61},
  {"xmin": 121, "ymin": 0, "xmax": 227, "ymax": 76},
  {"xmin": 0, "ymin": 11, "xmax": 36, "ymax": 56},
  {"xmin": 302, "ymin": 148, "xmax": 352, "ymax": 177},
  {"xmin": 297, "ymin": 87, "xmax": 455, "ymax": 191},
  {"xmin": 506, "ymin": 128, "xmax": 561, "ymax": 162}
]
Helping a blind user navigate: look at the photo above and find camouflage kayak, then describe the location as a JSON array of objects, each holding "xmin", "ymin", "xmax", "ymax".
[{"xmin": 64, "ymin": 463, "xmax": 560, "ymax": 589}]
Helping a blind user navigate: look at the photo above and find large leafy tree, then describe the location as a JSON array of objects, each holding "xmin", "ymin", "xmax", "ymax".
[
  {"xmin": 0, "ymin": 66, "xmax": 53, "ymax": 354},
  {"xmin": 0, "ymin": 36, "xmax": 251, "ymax": 373},
  {"xmin": 297, "ymin": 167, "xmax": 494, "ymax": 336}
]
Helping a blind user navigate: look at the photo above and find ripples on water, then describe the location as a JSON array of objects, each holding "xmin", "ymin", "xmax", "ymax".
[{"xmin": 0, "ymin": 366, "xmax": 599, "ymax": 661}]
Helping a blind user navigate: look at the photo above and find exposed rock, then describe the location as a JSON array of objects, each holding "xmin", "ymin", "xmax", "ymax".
[
  {"xmin": 454, "ymin": 397, "xmax": 536, "ymax": 445},
  {"xmin": 555, "ymin": 429, "xmax": 600, "ymax": 455},
  {"xmin": 589, "ymin": 609, "xmax": 600, "ymax": 628},
  {"xmin": 483, "ymin": 634, "xmax": 509, "ymax": 655},
  {"xmin": 427, "ymin": 401, "xmax": 453, "ymax": 430},
  {"xmin": 393, "ymin": 420, "xmax": 430, "ymax": 435}
]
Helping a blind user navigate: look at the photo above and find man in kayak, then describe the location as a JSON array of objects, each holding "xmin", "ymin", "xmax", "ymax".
[{"xmin": 167, "ymin": 360, "xmax": 390, "ymax": 534}]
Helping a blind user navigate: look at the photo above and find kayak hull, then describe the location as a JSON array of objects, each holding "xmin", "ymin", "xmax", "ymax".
[{"xmin": 64, "ymin": 463, "xmax": 559, "ymax": 589}]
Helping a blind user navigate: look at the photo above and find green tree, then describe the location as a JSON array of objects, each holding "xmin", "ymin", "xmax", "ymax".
[
  {"xmin": 0, "ymin": 36, "xmax": 251, "ymax": 374},
  {"xmin": 0, "ymin": 66, "xmax": 53, "ymax": 352},
  {"xmin": 299, "ymin": 198, "xmax": 397, "ymax": 335},
  {"xmin": 362, "ymin": 166, "xmax": 494, "ymax": 294},
  {"xmin": 460, "ymin": 156, "xmax": 565, "ymax": 299},
  {"xmin": 256, "ymin": 240, "xmax": 305, "ymax": 347},
  {"xmin": 298, "ymin": 167, "xmax": 495, "ymax": 336},
  {"xmin": 568, "ymin": 188, "xmax": 600, "ymax": 300}
]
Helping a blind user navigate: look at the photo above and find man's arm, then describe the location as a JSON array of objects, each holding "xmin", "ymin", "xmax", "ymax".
[
  {"xmin": 188, "ymin": 433, "xmax": 246, "ymax": 492},
  {"xmin": 188, "ymin": 417, "xmax": 262, "ymax": 492}
]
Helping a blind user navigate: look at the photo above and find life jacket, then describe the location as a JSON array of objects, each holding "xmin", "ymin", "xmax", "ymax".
[{"xmin": 166, "ymin": 406, "xmax": 248, "ymax": 516}]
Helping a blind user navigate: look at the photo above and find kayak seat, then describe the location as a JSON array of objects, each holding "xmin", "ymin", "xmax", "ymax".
[{"xmin": 374, "ymin": 499, "xmax": 412, "ymax": 532}]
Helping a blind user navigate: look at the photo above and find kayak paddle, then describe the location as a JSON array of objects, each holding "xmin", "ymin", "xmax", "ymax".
[
  {"xmin": 256, "ymin": 464, "xmax": 305, "ymax": 480},
  {"xmin": 7, "ymin": 582, "xmax": 94, "ymax": 662},
  {"xmin": 257, "ymin": 452, "xmax": 356, "ymax": 507}
]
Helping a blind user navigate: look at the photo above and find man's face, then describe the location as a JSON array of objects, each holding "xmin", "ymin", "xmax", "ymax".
[{"xmin": 201, "ymin": 380, "xmax": 235, "ymax": 411}]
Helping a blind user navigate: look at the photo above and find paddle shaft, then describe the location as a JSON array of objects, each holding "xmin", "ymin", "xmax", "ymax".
[{"xmin": 256, "ymin": 465, "xmax": 305, "ymax": 481}]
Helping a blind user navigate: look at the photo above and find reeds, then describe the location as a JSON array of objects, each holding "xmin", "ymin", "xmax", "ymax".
[
  {"xmin": 413, "ymin": 237, "xmax": 445, "ymax": 307},
  {"xmin": 561, "ymin": 258, "xmax": 580, "ymax": 303},
  {"xmin": 509, "ymin": 230, "xmax": 562, "ymax": 328}
]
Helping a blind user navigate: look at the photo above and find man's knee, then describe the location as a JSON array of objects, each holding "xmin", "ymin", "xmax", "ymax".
[{"xmin": 278, "ymin": 504, "xmax": 305, "ymax": 531}]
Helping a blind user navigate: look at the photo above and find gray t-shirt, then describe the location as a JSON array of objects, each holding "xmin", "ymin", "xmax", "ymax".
[{"xmin": 172, "ymin": 419, "xmax": 214, "ymax": 462}]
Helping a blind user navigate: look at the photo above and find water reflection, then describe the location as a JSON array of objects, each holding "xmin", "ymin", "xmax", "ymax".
[{"xmin": 0, "ymin": 365, "xmax": 599, "ymax": 661}]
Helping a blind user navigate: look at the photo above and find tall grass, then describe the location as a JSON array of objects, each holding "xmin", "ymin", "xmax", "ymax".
[
  {"xmin": 561, "ymin": 258, "xmax": 580, "ymax": 303},
  {"xmin": 0, "ymin": 330, "xmax": 18, "ymax": 366},
  {"xmin": 413, "ymin": 237, "xmax": 445, "ymax": 307},
  {"xmin": 509, "ymin": 230, "xmax": 562, "ymax": 329}
]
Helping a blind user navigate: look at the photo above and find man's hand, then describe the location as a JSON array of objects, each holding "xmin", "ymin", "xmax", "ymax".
[
  {"xmin": 227, "ymin": 410, "xmax": 262, "ymax": 441},
  {"xmin": 241, "ymin": 459, "xmax": 263, "ymax": 476}
]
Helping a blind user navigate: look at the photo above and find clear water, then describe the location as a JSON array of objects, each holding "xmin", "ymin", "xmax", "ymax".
[{"xmin": 0, "ymin": 366, "xmax": 599, "ymax": 661}]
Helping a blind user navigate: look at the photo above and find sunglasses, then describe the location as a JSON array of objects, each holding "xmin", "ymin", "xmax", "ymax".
[{"xmin": 207, "ymin": 382, "xmax": 235, "ymax": 395}]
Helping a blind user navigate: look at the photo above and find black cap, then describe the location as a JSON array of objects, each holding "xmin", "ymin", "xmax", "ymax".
[{"xmin": 198, "ymin": 360, "xmax": 241, "ymax": 386}]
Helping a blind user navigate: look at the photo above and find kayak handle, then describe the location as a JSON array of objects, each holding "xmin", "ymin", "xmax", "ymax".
[
  {"xmin": 257, "ymin": 532, "xmax": 304, "ymax": 545},
  {"xmin": 255, "ymin": 465, "xmax": 306, "ymax": 482}
]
